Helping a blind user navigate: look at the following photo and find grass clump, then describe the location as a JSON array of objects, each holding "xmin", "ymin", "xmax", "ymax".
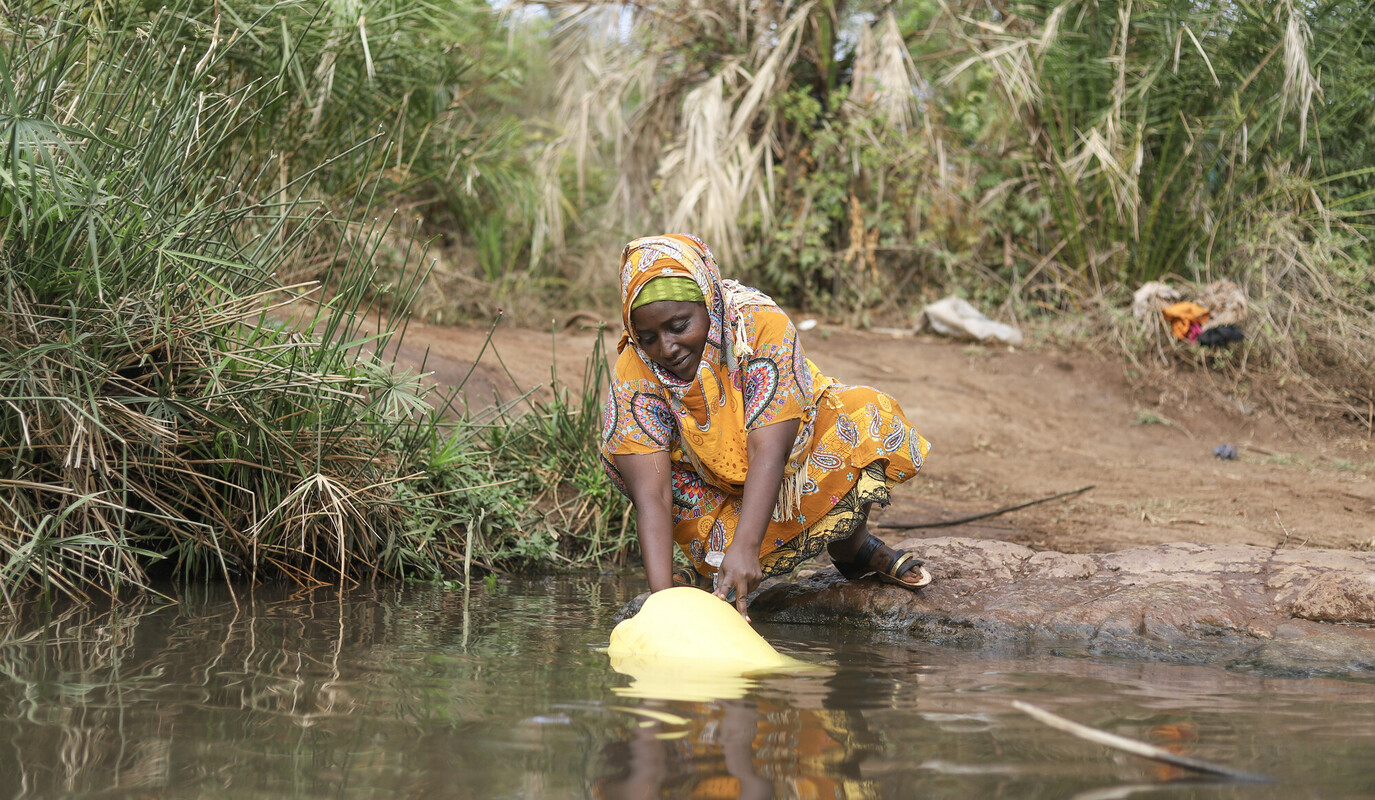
[
  {"xmin": 0, "ymin": 1, "xmax": 628, "ymax": 603},
  {"xmin": 422, "ymin": 328, "xmax": 631, "ymax": 575},
  {"xmin": 0, "ymin": 2, "xmax": 451, "ymax": 599}
]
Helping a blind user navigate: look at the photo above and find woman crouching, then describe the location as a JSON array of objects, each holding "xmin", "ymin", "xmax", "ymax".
[{"xmin": 600, "ymin": 234, "xmax": 931, "ymax": 618}]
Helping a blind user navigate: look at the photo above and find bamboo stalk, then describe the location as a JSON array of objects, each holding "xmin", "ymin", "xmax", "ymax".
[{"xmin": 1011, "ymin": 701, "xmax": 1273, "ymax": 783}]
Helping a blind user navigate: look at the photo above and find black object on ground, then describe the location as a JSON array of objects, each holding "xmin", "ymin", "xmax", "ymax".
[{"xmin": 1199, "ymin": 324, "xmax": 1244, "ymax": 347}]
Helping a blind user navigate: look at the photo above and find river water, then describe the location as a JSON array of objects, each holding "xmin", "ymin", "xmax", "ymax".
[{"xmin": 1, "ymin": 576, "xmax": 1373, "ymax": 799}]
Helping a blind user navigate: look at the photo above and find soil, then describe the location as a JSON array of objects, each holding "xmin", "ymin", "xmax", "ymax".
[{"xmin": 386, "ymin": 314, "xmax": 1375, "ymax": 556}]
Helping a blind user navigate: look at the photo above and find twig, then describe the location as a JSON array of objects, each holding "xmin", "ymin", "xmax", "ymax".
[
  {"xmin": 1012, "ymin": 701, "xmax": 1273, "ymax": 783},
  {"xmin": 1272, "ymin": 509, "xmax": 1308, "ymax": 551},
  {"xmin": 1273, "ymin": 509, "xmax": 1292, "ymax": 552},
  {"xmin": 874, "ymin": 485, "xmax": 1096, "ymax": 530}
]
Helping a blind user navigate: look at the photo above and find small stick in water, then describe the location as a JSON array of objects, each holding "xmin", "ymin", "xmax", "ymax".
[{"xmin": 1011, "ymin": 701, "xmax": 1274, "ymax": 784}]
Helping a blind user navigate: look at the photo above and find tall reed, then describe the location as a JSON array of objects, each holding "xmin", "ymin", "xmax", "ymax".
[{"xmin": 0, "ymin": 2, "xmax": 506, "ymax": 601}]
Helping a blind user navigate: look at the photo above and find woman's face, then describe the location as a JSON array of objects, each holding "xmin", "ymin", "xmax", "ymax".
[{"xmin": 630, "ymin": 299, "xmax": 710, "ymax": 381}]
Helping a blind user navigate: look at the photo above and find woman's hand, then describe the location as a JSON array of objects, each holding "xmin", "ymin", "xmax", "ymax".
[
  {"xmin": 713, "ymin": 545, "xmax": 763, "ymax": 621},
  {"xmin": 721, "ymin": 418, "xmax": 802, "ymax": 621}
]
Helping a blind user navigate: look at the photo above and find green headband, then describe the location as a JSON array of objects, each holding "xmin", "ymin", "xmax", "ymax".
[{"xmin": 631, "ymin": 276, "xmax": 704, "ymax": 310}]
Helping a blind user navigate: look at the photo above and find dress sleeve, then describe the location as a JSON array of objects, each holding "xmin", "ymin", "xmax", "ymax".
[
  {"xmin": 600, "ymin": 349, "xmax": 679, "ymax": 456},
  {"xmin": 739, "ymin": 306, "xmax": 817, "ymax": 432}
]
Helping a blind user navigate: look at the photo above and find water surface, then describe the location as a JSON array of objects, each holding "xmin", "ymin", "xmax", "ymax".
[{"xmin": 2, "ymin": 577, "xmax": 1373, "ymax": 798}]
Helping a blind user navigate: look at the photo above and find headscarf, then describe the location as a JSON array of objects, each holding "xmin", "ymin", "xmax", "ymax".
[{"xmin": 617, "ymin": 234, "xmax": 770, "ymax": 378}]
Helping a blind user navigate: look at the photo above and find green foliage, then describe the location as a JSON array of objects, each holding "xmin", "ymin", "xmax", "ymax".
[
  {"xmin": 753, "ymin": 85, "xmax": 940, "ymax": 317},
  {"xmin": 421, "ymin": 329, "xmax": 631, "ymax": 573},
  {"xmin": 961, "ymin": 0, "xmax": 1375, "ymax": 290},
  {"xmin": 0, "ymin": 0, "xmax": 606, "ymax": 601}
]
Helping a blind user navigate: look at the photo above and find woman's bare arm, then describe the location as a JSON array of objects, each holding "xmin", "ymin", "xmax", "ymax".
[
  {"xmin": 612, "ymin": 451, "xmax": 676, "ymax": 592},
  {"xmin": 715, "ymin": 418, "xmax": 801, "ymax": 618}
]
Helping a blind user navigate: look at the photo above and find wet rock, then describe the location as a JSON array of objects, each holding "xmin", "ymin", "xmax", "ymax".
[
  {"xmin": 1289, "ymin": 572, "xmax": 1375, "ymax": 624},
  {"xmin": 747, "ymin": 537, "xmax": 1375, "ymax": 679},
  {"xmin": 1025, "ymin": 551, "xmax": 1095, "ymax": 580}
]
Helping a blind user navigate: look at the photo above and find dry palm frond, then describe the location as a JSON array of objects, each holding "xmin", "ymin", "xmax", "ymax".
[
  {"xmin": 521, "ymin": 3, "xmax": 661, "ymax": 263},
  {"xmin": 942, "ymin": 36, "xmax": 1038, "ymax": 106},
  {"xmin": 659, "ymin": 68, "xmax": 754, "ymax": 253},
  {"xmin": 1279, "ymin": 1, "xmax": 1322, "ymax": 149},
  {"xmin": 662, "ymin": 1, "xmax": 813, "ymax": 258},
  {"xmin": 251, "ymin": 472, "xmax": 374, "ymax": 580},
  {"xmin": 547, "ymin": 5, "xmax": 655, "ymax": 198},
  {"xmin": 1036, "ymin": 2, "xmax": 1069, "ymax": 56},
  {"xmin": 850, "ymin": 11, "xmax": 925, "ymax": 133},
  {"xmin": 525, "ymin": 0, "xmax": 821, "ymax": 263},
  {"xmin": 1060, "ymin": 126, "xmax": 1141, "ymax": 235},
  {"xmin": 531, "ymin": 139, "xmax": 571, "ymax": 267},
  {"xmin": 1178, "ymin": 23, "xmax": 1221, "ymax": 87}
]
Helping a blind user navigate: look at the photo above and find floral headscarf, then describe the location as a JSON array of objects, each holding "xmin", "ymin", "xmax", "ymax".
[{"xmin": 617, "ymin": 233, "xmax": 770, "ymax": 380}]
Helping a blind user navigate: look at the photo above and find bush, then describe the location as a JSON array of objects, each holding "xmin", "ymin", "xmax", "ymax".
[{"xmin": 0, "ymin": 1, "xmax": 624, "ymax": 601}]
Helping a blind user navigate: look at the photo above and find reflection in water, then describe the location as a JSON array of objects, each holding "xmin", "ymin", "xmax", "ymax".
[
  {"xmin": 0, "ymin": 578, "xmax": 1373, "ymax": 798},
  {"xmin": 596, "ymin": 692, "xmax": 881, "ymax": 799},
  {"xmin": 0, "ymin": 582, "xmax": 643, "ymax": 797}
]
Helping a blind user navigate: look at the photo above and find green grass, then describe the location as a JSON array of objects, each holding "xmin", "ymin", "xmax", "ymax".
[
  {"xmin": 1131, "ymin": 410, "xmax": 1169, "ymax": 427},
  {"xmin": 0, "ymin": 0, "xmax": 626, "ymax": 604}
]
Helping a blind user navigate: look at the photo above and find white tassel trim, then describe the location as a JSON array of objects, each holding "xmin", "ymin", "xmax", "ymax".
[
  {"xmin": 731, "ymin": 314, "xmax": 754, "ymax": 363},
  {"xmin": 773, "ymin": 464, "xmax": 808, "ymax": 522},
  {"xmin": 720, "ymin": 279, "xmax": 764, "ymax": 370}
]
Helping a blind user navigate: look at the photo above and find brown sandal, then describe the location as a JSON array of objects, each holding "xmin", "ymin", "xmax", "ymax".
[{"xmin": 833, "ymin": 534, "xmax": 931, "ymax": 590}]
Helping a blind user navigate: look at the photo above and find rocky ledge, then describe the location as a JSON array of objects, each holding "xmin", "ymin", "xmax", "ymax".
[{"xmin": 747, "ymin": 538, "xmax": 1375, "ymax": 679}]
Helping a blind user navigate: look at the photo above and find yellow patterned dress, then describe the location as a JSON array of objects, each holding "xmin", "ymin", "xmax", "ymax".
[{"xmin": 600, "ymin": 234, "xmax": 929, "ymax": 582}]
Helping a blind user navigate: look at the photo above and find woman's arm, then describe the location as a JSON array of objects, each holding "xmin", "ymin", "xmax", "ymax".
[
  {"xmin": 612, "ymin": 451, "xmax": 676, "ymax": 593},
  {"xmin": 714, "ymin": 418, "xmax": 801, "ymax": 619}
]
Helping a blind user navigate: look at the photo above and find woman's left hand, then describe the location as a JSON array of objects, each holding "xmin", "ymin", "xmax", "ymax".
[{"xmin": 713, "ymin": 546, "xmax": 763, "ymax": 621}]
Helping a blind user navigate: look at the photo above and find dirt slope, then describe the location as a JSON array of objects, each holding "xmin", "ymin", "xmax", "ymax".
[{"xmin": 388, "ymin": 315, "xmax": 1375, "ymax": 555}]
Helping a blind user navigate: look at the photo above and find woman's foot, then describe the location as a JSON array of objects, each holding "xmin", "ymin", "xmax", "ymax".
[
  {"xmin": 672, "ymin": 565, "xmax": 712, "ymax": 589},
  {"xmin": 828, "ymin": 532, "xmax": 931, "ymax": 590}
]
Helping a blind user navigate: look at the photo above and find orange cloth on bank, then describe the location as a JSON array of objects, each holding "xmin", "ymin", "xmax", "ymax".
[
  {"xmin": 1162, "ymin": 301, "xmax": 1210, "ymax": 340},
  {"xmin": 599, "ymin": 234, "xmax": 929, "ymax": 577}
]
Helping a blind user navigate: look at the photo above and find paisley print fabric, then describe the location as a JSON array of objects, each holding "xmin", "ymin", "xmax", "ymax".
[
  {"xmin": 629, "ymin": 392, "xmax": 676, "ymax": 449},
  {"xmin": 836, "ymin": 414, "xmax": 859, "ymax": 448},
  {"xmin": 808, "ymin": 452, "xmax": 843, "ymax": 472},
  {"xmin": 742, "ymin": 358, "xmax": 780, "ymax": 428},
  {"xmin": 909, "ymin": 427, "xmax": 926, "ymax": 468},
  {"xmin": 601, "ymin": 234, "xmax": 930, "ymax": 580},
  {"xmin": 760, "ymin": 462, "xmax": 895, "ymax": 578},
  {"xmin": 883, "ymin": 418, "xmax": 907, "ymax": 454}
]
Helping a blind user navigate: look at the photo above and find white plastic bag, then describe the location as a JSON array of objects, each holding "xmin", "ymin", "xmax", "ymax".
[{"xmin": 916, "ymin": 296, "xmax": 1023, "ymax": 345}]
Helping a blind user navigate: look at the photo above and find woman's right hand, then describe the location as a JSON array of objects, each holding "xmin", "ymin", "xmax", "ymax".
[{"xmin": 713, "ymin": 545, "xmax": 762, "ymax": 621}]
